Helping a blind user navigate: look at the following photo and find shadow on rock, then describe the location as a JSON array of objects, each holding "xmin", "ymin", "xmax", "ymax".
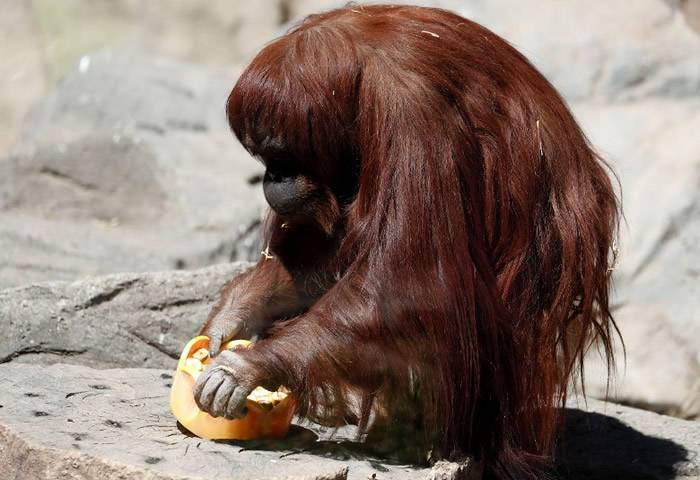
[
  {"xmin": 182, "ymin": 408, "xmax": 693, "ymax": 479},
  {"xmin": 555, "ymin": 409, "xmax": 691, "ymax": 480},
  {"xmin": 213, "ymin": 423, "xmax": 431, "ymax": 471}
]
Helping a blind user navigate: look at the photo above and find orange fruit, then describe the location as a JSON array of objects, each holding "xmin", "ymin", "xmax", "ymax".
[{"xmin": 170, "ymin": 336, "xmax": 295, "ymax": 440}]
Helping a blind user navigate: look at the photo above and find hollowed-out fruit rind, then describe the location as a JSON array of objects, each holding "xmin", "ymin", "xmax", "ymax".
[{"xmin": 170, "ymin": 336, "xmax": 295, "ymax": 440}]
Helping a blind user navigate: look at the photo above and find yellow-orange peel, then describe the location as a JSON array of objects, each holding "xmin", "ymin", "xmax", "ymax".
[{"xmin": 170, "ymin": 336, "xmax": 295, "ymax": 440}]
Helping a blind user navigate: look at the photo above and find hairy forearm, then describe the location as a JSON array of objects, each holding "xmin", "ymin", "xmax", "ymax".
[
  {"xmin": 198, "ymin": 214, "xmax": 341, "ymax": 354},
  {"xmin": 241, "ymin": 280, "xmax": 415, "ymax": 394},
  {"xmin": 199, "ymin": 256, "xmax": 304, "ymax": 340}
]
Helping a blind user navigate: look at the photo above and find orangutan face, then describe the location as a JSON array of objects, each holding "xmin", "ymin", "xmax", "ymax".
[{"xmin": 255, "ymin": 141, "xmax": 355, "ymax": 236}]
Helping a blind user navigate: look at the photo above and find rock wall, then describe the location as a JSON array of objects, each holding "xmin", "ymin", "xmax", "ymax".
[{"xmin": 0, "ymin": 262, "xmax": 248, "ymax": 368}]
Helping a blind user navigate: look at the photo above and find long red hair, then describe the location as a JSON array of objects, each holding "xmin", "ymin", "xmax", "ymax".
[{"xmin": 227, "ymin": 3, "xmax": 620, "ymax": 476}]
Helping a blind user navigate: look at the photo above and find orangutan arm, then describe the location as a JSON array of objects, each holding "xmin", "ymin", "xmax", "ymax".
[
  {"xmin": 197, "ymin": 256, "xmax": 303, "ymax": 355},
  {"xmin": 198, "ymin": 217, "xmax": 338, "ymax": 356},
  {"xmin": 193, "ymin": 274, "xmax": 416, "ymax": 422}
]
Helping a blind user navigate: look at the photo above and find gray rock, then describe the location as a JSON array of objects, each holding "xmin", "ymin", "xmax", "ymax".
[
  {"xmin": 574, "ymin": 98, "xmax": 700, "ymax": 419},
  {"xmin": 0, "ymin": 51, "xmax": 267, "ymax": 289},
  {"xmin": 364, "ymin": 0, "xmax": 700, "ymax": 102},
  {"xmin": 0, "ymin": 363, "xmax": 696, "ymax": 480},
  {"xmin": 0, "ymin": 0, "xmax": 289, "ymax": 155},
  {"xmin": 0, "ymin": 363, "xmax": 470, "ymax": 480},
  {"xmin": 428, "ymin": 460, "xmax": 483, "ymax": 480},
  {"xmin": 558, "ymin": 398, "xmax": 700, "ymax": 479},
  {"xmin": 17, "ymin": 50, "xmax": 232, "ymax": 145},
  {"xmin": 0, "ymin": 262, "xmax": 250, "ymax": 369},
  {"xmin": 665, "ymin": 0, "xmax": 700, "ymax": 33}
]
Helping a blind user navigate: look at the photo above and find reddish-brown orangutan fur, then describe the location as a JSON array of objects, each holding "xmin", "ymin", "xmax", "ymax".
[{"xmin": 198, "ymin": 3, "xmax": 620, "ymax": 477}]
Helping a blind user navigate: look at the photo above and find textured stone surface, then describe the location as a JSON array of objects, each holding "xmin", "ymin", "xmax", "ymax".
[
  {"xmin": 558, "ymin": 399, "xmax": 700, "ymax": 479},
  {"xmin": 0, "ymin": 262, "xmax": 250, "ymax": 369},
  {"xmin": 0, "ymin": 51, "xmax": 267, "ymax": 289},
  {"xmin": 0, "ymin": 0, "xmax": 289, "ymax": 155},
  {"xmin": 574, "ymin": 98, "xmax": 700, "ymax": 419},
  {"xmin": 357, "ymin": 0, "xmax": 700, "ymax": 102},
  {"xmin": 0, "ymin": 363, "xmax": 474, "ymax": 480},
  {"xmin": 0, "ymin": 363, "xmax": 696, "ymax": 480}
]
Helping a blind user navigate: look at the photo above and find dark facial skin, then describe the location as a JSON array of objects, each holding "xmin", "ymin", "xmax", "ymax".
[
  {"xmin": 260, "ymin": 161, "xmax": 347, "ymax": 237},
  {"xmin": 262, "ymin": 168, "xmax": 313, "ymax": 217},
  {"xmin": 249, "ymin": 128, "xmax": 359, "ymax": 224}
]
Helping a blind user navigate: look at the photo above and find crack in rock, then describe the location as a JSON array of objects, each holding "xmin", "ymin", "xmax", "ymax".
[
  {"xmin": 74, "ymin": 279, "xmax": 139, "ymax": 311},
  {"xmin": 0, "ymin": 346, "xmax": 87, "ymax": 365},
  {"xmin": 127, "ymin": 330, "xmax": 179, "ymax": 360}
]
